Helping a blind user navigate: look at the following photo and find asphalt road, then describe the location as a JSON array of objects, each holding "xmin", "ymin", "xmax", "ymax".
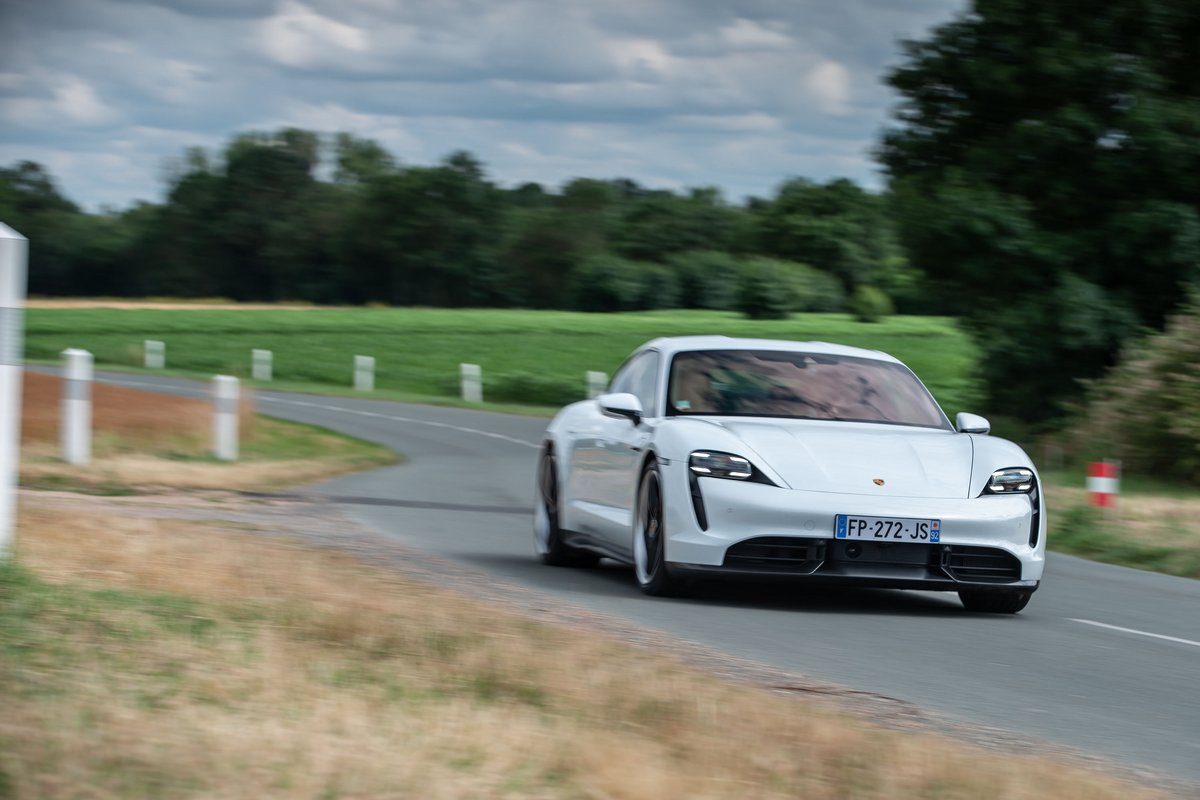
[{"xmin": 55, "ymin": 371, "xmax": 1200, "ymax": 786}]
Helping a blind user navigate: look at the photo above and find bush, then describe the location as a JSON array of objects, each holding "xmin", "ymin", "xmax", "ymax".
[
  {"xmin": 847, "ymin": 285, "xmax": 894, "ymax": 322},
  {"xmin": 666, "ymin": 250, "xmax": 738, "ymax": 310},
  {"xmin": 735, "ymin": 257, "xmax": 848, "ymax": 320},
  {"xmin": 1067, "ymin": 293, "xmax": 1200, "ymax": 485},
  {"xmin": 569, "ymin": 253, "xmax": 678, "ymax": 312},
  {"xmin": 736, "ymin": 258, "xmax": 792, "ymax": 320},
  {"xmin": 633, "ymin": 261, "xmax": 681, "ymax": 310},
  {"xmin": 788, "ymin": 263, "xmax": 845, "ymax": 312},
  {"xmin": 569, "ymin": 253, "xmax": 641, "ymax": 312}
]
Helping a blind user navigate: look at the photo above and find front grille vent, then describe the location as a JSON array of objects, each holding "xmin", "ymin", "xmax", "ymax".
[
  {"xmin": 724, "ymin": 537, "xmax": 824, "ymax": 571},
  {"xmin": 941, "ymin": 546, "xmax": 1021, "ymax": 583}
]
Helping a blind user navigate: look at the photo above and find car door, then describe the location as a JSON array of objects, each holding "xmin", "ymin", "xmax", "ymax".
[
  {"xmin": 562, "ymin": 393, "xmax": 608, "ymax": 527},
  {"xmin": 592, "ymin": 350, "xmax": 660, "ymax": 550}
]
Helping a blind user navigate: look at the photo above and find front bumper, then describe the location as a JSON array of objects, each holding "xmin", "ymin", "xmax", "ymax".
[{"xmin": 664, "ymin": 468, "xmax": 1045, "ymax": 588}]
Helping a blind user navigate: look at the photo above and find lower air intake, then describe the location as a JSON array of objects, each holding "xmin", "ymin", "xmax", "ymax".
[
  {"xmin": 724, "ymin": 537, "xmax": 825, "ymax": 572},
  {"xmin": 941, "ymin": 546, "xmax": 1022, "ymax": 583}
]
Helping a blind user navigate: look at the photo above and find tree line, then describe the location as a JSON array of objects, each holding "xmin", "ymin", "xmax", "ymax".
[{"xmin": 0, "ymin": 136, "xmax": 913, "ymax": 321}]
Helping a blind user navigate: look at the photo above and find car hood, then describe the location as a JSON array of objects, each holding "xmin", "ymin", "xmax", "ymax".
[{"xmin": 708, "ymin": 419, "xmax": 973, "ymax": 498}]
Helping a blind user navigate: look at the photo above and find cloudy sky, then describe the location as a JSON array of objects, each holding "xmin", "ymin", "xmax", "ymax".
[{"xmin": 0, "ymin": 0, "xmax": 965, "ymax": 211}]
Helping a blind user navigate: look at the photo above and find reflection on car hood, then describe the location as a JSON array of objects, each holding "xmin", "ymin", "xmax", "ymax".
[{"xmin": 709, "ymin": 418, "xmax": 973, "ymax": 499}]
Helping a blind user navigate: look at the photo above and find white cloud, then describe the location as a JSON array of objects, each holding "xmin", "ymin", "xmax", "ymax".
[
  {"xmin": 0, "ymin": 74, "xmax": 116, "ymax": 127},
  {"xmin": 259, "ymin": 0, "xmax": 370, "ymax": 69},
  {"xmin": 610, "ymin": 38, "xmax": 674, "ymax": 78},
  {"xmin": 805, "ymin": 60, "xmax": 851, "ymax": 114},
  {"xmin": 719, "ymin": 18, "xmax": 794, "ymax": 50},
  {"xmin": 57, "ymin": 76, "xmax": 113, "ymax": 123}
]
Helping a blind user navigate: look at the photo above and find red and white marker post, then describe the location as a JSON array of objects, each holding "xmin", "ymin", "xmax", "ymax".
[{"xmin": 1087, "ymin": 460, "xmax": 1121, "ymax": 510}]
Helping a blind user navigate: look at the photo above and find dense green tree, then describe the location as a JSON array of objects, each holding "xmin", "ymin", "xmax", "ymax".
[
  {"xmin": 218, "ymin": 132, "xmax": 320, "ymax": 300},
  {"xmin": 612, "ymin": 187, "xmax": 737, "ymax": 262},
  {"xmin": 341, "ymin": 153, "xmax": 503, "ymax": 306},
  {"xmin": 153, "ymin": 165, "xmax": 226, "ymax": 296},
  {"xmin": 0, "ymin": 161, "xmax": 84, "ymax": 294},
  {"xmin": 881, "ymin": 0, "xmax": 1200, "ymax": 415},
  {"xmin": 751, "ymin": 178, "xmax": 899, "ymax": 292},
  {"xmin": 498, "ymin": 208, "xmax": 586, "ymax": 308},
  {"xmin": 332, "ymin": 133, "xmax": 396, "ymax": 185}
]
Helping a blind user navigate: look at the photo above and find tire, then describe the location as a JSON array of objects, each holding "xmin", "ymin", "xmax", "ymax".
[
  {"xmin": 633, "ymin": 461, "xmax": 681, "ymax": 596},
  {"xmin": 958, "ymin": 589, "xmax": 1033, "ymax": 614},
  {"xmin": 534, "ymin": 446, "xmax": 599, "ymax": 567}
]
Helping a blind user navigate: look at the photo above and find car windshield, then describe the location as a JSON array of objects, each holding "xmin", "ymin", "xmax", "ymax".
[{"xmin": 667, "ymin": 349, "xmax": 949, "ymax": 429}]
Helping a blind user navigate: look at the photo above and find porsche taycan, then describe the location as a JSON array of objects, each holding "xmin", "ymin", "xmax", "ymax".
[{"xmin": 533, "ymin": 336, "xmax": 1045, "ymax": 613}]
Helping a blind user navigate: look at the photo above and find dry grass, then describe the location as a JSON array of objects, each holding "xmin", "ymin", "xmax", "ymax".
[
  {"xmin": 19, "ymin": 450, "xmax": 380, "ymax": 492},
  {"xmin": 0, "ymin": 504, "xmax": 1167, "ymax": 800},
  {"xmin": 18, "ymin": 373, "xmax": 392, "ymax": 492},
  {"xmin": 1048, "ymin": 486, "xmax": 1200, "ymax": 550},
  {"xmin": 1044, "ymin": 484, "xmax": 1200, "ymax": 577}
]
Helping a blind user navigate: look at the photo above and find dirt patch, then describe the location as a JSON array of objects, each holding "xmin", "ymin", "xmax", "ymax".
[
  {"xmin": 17, "ymin": 375, "xmax": 389, "ymax": 492},
  {"xmin": 21, "ymin": 372, "xmax": 223, "ymax": 449}
]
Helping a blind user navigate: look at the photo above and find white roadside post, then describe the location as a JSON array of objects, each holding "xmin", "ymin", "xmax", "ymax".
[
  {"xmin": 144, "ymin": 339, "xmax": 165, "ymax": 369},
  {"xmin": 212, "ymin": 375, "xmax": 239, "ymax": 461},
  {"xmin": 252, "ymin": 349, "xmax": 273, "ymax": 381},
  {"xmin": 354, "ymin": 355, "xmax": 375, "ymax": 392},
  {"xmin": 0, "ymin": 223, "xmax": 27, "ymax": 558},
  {"xmin": 60, "ymin": 349, "xmax": 93, "ymax": 465},
  {"xmin": 586, "ymin": 371, "xmax": 607, "ymax": 399},
  {"xmin": 460, "ymin": 363, "xmax": 482, "ymax": 403}
]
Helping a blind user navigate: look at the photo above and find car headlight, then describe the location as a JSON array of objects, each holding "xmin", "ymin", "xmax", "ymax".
[
  {"xmin": 985, "ymin": 467, "xmax": 1035, "ymax": 494},
  {"xmin": 689, "ymin": 451, "xmax": 753, "ymax": 480}
]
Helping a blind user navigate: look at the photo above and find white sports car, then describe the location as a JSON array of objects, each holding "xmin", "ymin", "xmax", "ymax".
[{"xmin": 534, "ymin": 336, "xmax": 1046, "ymax": 613}]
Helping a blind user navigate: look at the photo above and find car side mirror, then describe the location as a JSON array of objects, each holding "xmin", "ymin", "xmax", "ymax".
[
  {"xmin": 597, "ymin": 392, "xmax": 643, "ymax": 424},
  {"xmin": 956, "ymin": 412, "xmax": 990, "ymax": 434}
]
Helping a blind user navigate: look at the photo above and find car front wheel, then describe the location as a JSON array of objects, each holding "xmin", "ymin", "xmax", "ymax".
[
  {"xmin": 958, "ymin": 589, "xmax": 1033, "ymax": 614},
  {"xmin": 633, "ymin": 461, "xmax": 680, "ymax": 596}
]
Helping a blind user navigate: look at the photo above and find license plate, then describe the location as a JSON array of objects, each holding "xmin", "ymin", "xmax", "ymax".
[{"xmin": 835, "ymin": 514, "xmax": 940, "ymax": 543}]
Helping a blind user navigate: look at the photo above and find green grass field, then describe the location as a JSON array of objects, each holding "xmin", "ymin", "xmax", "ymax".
[{"xmin": 26, "ymin": 307, "xmax": 984, "ymax": 414}]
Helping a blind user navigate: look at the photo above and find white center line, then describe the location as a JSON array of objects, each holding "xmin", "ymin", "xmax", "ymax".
[{"xmin": 1070, "ymin": 618, "xmax": 1200, "ymax": 649}]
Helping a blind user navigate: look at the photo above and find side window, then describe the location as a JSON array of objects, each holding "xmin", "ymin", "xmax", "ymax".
[
  {"xmin": 631, "ymin": 351, "xmax": 660, "ymax": 417},
  {"xmin": 608, "ymin": 355, "xmax": 641, "ymax": 397},
  {"xmin": 609, "ymin": 355, "xmax": 657, "ymax": 419},
  {"xmin": 610, "ymin": 351, "xmax": 660, "ymax": 418}
]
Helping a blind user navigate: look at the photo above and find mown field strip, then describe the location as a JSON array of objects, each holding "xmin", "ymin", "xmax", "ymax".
[{"xmin": 24, "ymin": 306, "xmax": 983, "ymax": 411}]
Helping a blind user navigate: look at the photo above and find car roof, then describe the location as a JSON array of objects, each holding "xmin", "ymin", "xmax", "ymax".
[{"xmin": 638, "ymin": 335, "xmax": 902, "ymax": 365}]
